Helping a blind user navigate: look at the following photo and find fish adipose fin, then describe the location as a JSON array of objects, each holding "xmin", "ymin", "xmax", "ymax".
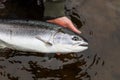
[{"xmin": 35, "ymin": 36, "xmax": 52, "ymax": 46}]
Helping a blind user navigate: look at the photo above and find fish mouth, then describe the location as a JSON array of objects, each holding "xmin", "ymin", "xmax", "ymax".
[
  {"xmin": 80, "ymin": 44, "xmax": 88, "ymax": 47},
  {"xmin": 79, "ymin": 42, "xmax": 88, "ymax": 47}
]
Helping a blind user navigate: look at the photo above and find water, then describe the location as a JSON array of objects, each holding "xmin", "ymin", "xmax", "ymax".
[{"xmin": 0, "ymin": 0, "xmax": 120, "ymax": 80}]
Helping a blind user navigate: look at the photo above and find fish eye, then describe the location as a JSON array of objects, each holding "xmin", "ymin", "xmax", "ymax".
[{"xmin": 72, "ymin": 36, "xmax": 80, "ymax": 41}]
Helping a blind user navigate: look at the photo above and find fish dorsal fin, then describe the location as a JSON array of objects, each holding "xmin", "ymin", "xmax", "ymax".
[{"xmin": 35, "ymin": 36, "xmax": 52, "ymax": 46}]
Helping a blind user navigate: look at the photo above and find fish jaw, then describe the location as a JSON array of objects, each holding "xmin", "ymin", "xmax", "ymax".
[
  {"xmin": 49, "ymin": 43, "xmax": 88, "ymax": 53},
  {"xmin": 73, "ymin": 41, "xmax": 88, "ymax": 52}
]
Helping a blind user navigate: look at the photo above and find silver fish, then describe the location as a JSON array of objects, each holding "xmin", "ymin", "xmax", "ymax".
[{"xmin": 0, "ymin": 19, "xmax": 88, "ymax": 53}]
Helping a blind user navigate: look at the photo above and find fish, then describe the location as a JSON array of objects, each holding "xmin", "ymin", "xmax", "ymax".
[{"xmin": 0, "ymin": 19, "xmax": 88, "ymax": 53}]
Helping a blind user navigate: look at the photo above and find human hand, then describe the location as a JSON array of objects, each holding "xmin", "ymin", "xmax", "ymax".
[{"xmin": 47, "ymin": 16, "xmax": 81, "ymax": 34}]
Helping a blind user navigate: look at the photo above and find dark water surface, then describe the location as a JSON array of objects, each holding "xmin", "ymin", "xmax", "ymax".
[{"xmin": 0, "ymin": 0, "xmax": 120, "ymax": 80}]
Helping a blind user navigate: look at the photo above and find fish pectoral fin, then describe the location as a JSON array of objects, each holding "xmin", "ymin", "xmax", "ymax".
[
  {"xmin": 0, "ymin": 45, "xmax": 6, "ymax": 49},
  {"xmin": 0, "ymin": 39, "xmax": 7, "ymax": 49},
  {"xmin": 35, "ymin": 36, "xmax": 52, "ymax": 46}
]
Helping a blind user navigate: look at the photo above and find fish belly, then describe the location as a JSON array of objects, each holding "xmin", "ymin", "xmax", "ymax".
[{"xmin": 0, "ymin": 34, "xmax": 50, "ymax": 53}]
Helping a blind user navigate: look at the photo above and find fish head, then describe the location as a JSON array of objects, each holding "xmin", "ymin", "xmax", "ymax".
[{"xmin": 53, "ymin": 32, "xmax": 88, "ymax": 53}]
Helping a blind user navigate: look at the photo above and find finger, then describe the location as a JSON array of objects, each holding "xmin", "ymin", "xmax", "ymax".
[
  {"xmin": 47, "ymin": 20, "xmax": 67, "ymax": 28},
  {"xmin": 47, "ymin": 19, "xmax": 81, "ymax": 34},
  {"xmin": 66, "ymin": 22, "xmax": 81, "ymax": 34}
]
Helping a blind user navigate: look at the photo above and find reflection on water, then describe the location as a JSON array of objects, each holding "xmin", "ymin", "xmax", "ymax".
[
  {"xmin": 0, "ymin": 0, "xmax": 120, "ymax": 80},
  {"xmin": 0, "ymin": 50, "xmax": 104, "ymax": 80},
  {"xmin": 0, "ymin": 52, "xmax": 92, "ymax": 80}
]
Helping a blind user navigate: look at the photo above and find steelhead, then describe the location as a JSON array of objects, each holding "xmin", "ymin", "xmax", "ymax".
[{"xmin": 0, "ymin": 19, "xmax": 88, "ymax": 53}]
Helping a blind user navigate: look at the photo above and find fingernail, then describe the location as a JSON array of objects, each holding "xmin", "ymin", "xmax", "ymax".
[{"xmin": 77, "ymin": 30, "xmax": 81, "ymax": 34}]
